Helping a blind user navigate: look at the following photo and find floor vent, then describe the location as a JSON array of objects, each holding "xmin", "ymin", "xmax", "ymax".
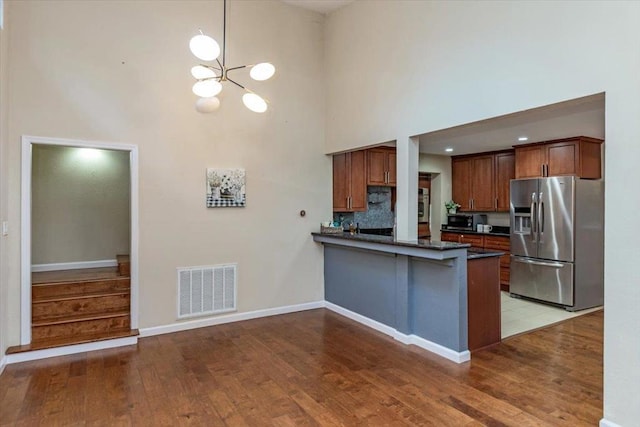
[{"xmin": 177, "ymin": 264, "xmax": 237, "ymax": 319}]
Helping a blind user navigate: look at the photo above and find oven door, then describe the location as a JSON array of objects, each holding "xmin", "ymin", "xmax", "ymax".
[{"xmin": 418, "ymin": 201, "xmax": 425, "ymax": 221}]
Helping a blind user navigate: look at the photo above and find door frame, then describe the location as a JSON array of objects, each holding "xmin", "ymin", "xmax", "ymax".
[{"xmin": 20, "ymin": 135, "xmax": 139, "ymax": 345}]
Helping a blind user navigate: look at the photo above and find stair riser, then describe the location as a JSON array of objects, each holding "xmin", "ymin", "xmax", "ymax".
[
  {"xmin": 32, "ymin": 278, "xmax": 130, "ymax": 301},
  {"xmin": 32, "ymin": 316, "xmax": 130, "ymax": 341},
  {"xmin": 32, "ymin": 294, "xmax": 130, "ymax": 323}
]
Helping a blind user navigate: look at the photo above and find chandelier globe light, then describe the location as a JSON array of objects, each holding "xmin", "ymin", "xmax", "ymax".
[{"xmin": 189, "ymin": 0, "xmax": 275, "ymax": 113}]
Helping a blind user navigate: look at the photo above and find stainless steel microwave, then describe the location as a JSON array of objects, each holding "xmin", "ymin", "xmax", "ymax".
[{"xmin": 444, "ymin": 213, "xmax": 486, "ymax": 231}]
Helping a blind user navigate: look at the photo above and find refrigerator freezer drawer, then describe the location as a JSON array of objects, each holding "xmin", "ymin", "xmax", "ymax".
[{"xmin": 510, "ymin": 256, "xmax": 574, "ymax": 306}]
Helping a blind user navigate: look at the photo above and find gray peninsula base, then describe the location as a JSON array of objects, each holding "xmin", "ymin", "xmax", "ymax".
[{"xmin": 313, "ymin": 233, "xmax": 471, "ymax": 363}]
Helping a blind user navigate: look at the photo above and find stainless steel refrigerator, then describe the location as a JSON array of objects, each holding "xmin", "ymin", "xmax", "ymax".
[{"xmin": 510, "ymin": 176, "xmax": 603, "ymax": 311}]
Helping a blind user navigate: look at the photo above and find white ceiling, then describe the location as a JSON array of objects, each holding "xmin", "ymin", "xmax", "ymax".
[
  {"xmin": 281, "ymin": 0, "xmax": 355, "ymax": 15},
  {"xmin": 418, "ymin": 93, "xmax": 605, "ymax": 156}
]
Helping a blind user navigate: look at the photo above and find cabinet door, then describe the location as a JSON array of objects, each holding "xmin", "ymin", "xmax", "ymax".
[
  {"xmin": 418, "ymin": 223, "xmax": 430, "ymax": 238},
  {"xmin": 367, "ymin": 149, "xmax": 387, "ymax": 185},
  {"xmin": 387, "ymin": 151, "xmax": 397, "ymax": 186},
  {"xmin": 452, "ymin": 158, "xmax": 472, "ymax": 211},
  {"xmin": 333, "ymin": 153, "xmax": 349, "ymax": 211},
  {"xmin": 546, "ymin": 141, "xmax": 578, "ymax": 177},
  {"xmin": 460, "ymin": 234, "xmax": 484, "ymax": 248},
  {"xmin": 484, "ymin": 235, "xmax": 511, "ymax": 291},
  {"xmin": 515, "ymin": 145, "xmax": 544, "ymax": 178},
  {"xmin": 495, "ymin": 152, "xmax": 515, "ymax": 212},
  {"xmin": 470, "ymin": 155, "xmax": 495, "ymax": 211},
  {"xmin": 349, "ymin": 150, "xmax": 368, "ymax": 211},
  {"xmin": 440, "ymin": 232, "xmax": 459, "ymax": 243}
]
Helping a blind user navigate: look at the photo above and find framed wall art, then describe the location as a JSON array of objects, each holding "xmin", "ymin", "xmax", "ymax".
[{"xmin": 206, "ymin": 168, "xmax": 246, "ymax": 208}]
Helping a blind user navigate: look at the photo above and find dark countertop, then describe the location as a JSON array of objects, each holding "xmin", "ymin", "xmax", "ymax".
[
  {"xmin": 466, "ymin": 248, "xmax": 505, "ymax": 260},
  {"xmin": 312, "ymin": 231, "xmax": 470, "ymax": 251}
]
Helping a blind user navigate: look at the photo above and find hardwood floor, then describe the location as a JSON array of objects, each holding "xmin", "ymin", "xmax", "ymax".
[{"xmin": 0, "ymin": 308, "xmax": 603, "ymax": 426}]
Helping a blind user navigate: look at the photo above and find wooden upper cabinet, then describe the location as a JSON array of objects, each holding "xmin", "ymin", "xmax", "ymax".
[
  {"xmin": 514, "ymin": 136, "xmax": 603, "ymax": 179},
  {"xmin": 367, "ymin": 147, "xmax": 396, "ymax": 186},
  {"xmin": 513, "ymin": 145, "xmax": 544, "ymax": 179},
  {"xmin": 495, "ymin": 152, "xmax": 515, "ymax": 212},
  {"xmin": 387, "ymin": 151, "xmax": 397, "ymax": 185},
  {"xmin": 452, "ymin": 151, "xmax": 513, "ymax": 212},
  {"xmin": 333, "ymin": 153, "xmax": 349, "ymax": 211},
  {"xmin": 470, "ymin": 155, "xmax": 495, "ymax": 211},
  {"xmin": 333, "ymin": 150, "xmax": 367, "ymax": 212},
  {"xmin": 452, "ymin": 157, "xmax": 472, "ymax": 211}
]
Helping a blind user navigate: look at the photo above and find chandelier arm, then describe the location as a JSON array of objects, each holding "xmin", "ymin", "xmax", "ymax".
[
  {"xmin": 202, "ymin": 63, "xmax": 221, "ymax": 72},
  {"xmin": 226, "ymin": 77, "xmax": 246, "ymax": 90},
  {"xmin": 226, "ymin": 65, "xmax": 249, "ymax": 73}
]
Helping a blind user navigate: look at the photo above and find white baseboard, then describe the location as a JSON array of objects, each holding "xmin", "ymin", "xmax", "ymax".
[
  {"xmin": 0, "ymin": 355, "xmax": 6, "ymax": 376},
  {"xmin": 600, "ymin": 419, "xmax": 622, "ymax": 427},
  {"xmin": 5, "ymin": 336, "xmax": 138, "ymax": 365},
  {"xmin": 139, "ymin": 301, "xmax": 326, "ymax": 337},
  {"xmin": 31, "ymin": 259, "xmax": 117, "ymax": 272},
  {"xmin": 324, "ymin": 301, "xmax": 470, "ymax": 364}
]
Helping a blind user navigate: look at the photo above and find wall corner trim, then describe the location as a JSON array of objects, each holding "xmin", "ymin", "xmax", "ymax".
[
  {"xmin": 324, "ymin": 301, "xmax": 470, "ymax": 364},
  {"xmin": 139, "ymin": 301, "xmax": 326, "ymax": 337},
  {"xmin": 600, "ymin": 418, "xmax": 622, "ymax": 427}
]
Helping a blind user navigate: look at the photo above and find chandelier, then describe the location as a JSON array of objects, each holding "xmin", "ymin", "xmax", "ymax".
[{"xmin": 189, "ymin": 0, "xmax": 275, "ymax": 113}]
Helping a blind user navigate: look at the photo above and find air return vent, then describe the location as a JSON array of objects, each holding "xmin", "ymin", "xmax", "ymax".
[{"xmin": 177, "ymin": 264, "xmax": 237, "ymax": 318}]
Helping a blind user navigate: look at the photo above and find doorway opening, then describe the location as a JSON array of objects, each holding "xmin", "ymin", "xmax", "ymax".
[{"xmin": 19, "ymin": 136, "xmax": 139, "ymax": 349}]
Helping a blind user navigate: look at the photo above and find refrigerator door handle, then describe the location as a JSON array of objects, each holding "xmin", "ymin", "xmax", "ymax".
[
  {"xmin": 539, "ymin": 192, "xmax": 544, "ymax": 235},
  {"xmin": 530, "ymin": 192, "xmax": 537, "ymax": 242},
  {"xmin": 512, "ymin": 258, "xmax": 565, "ymax": 269}
]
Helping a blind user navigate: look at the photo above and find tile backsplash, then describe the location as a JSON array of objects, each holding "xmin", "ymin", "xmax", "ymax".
[{"xmin": 333, "ymin": 186, "xmax": 395, "ymax": 229}]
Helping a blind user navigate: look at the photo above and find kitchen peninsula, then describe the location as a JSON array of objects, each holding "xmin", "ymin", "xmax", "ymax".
[{"xmin": 312, "ymin": 232, "xmax": 503, "ymax": 363}]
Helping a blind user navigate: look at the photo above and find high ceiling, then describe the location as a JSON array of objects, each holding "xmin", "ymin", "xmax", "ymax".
[
  {"xmin": 281, "ymin": 0, "xmax": 355, "ymax": 15},
  {"xmin": 418, "ymin": 93, "xmax": 605, "ymax": 156}
]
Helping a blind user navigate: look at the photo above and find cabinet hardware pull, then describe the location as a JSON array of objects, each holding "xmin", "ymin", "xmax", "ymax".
[{"xmin": 541, "ymin": 164, "xmax": 544, "ymax": 176}]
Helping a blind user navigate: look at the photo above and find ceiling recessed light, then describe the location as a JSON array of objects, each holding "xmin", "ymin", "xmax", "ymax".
[
  {"xmin": 445, "ymin": 148, "xmax": 454, "ymax": 152},
  {"xmin": 518, "ymin": 136, "xmax": 528, "ymax": 141}
]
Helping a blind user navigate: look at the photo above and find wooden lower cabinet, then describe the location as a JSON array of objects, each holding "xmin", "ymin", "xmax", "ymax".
[
  {"xmin": 467, "ymin": 256, "xmax": 501, "ymax": 351},
  {"xmin": 483, "ymin": 235, "xmax": 511, "ymax": 292},
  {"xmin": 418, "ymin": 223, "xmax": 430, "ymax": 238},
  {"xmin": 440, "ymin": 231, "xmax": 511, "ymax": 291}
]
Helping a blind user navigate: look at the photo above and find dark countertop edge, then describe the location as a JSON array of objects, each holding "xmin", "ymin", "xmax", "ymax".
[
  {"xmin": 440, "ymin": 229, "xmax": 510, "ymax": 238},
  {"xmin": 466, "ymin": 249, "xmax": 505, "ymax": 260},
  {"xmin": 311, "ymin": 232, "xmax": 471, "ymax": 251}
]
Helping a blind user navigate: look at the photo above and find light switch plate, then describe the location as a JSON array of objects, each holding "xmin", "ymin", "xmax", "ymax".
[{"xmin": 2, "ymin": 221, "xmax": 8, "ymax": 236}]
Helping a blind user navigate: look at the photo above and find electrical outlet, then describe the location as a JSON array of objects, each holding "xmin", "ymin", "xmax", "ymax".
[{"xmin": 2, "ymin": 221, "xmax": 8, "ymax": 236}]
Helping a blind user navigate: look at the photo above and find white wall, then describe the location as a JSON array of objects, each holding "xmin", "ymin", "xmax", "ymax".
[
  {"xmin": 0, "ymin": 0, "xmax": 8, "ymax": 360},
  {"xmin": 4, "ymin": 0, "xmax": 328, "ymax": 337},
  {"xmin": 31, "ymin": 145, "xmax": 130, "ymax": 265},
  {"xmin": 418, "ymin": 154, "xmax": 451, "ymax": 240},
  {"xmin": 325, "ymin": 2, "xmax": 640, "ymax": 425}
]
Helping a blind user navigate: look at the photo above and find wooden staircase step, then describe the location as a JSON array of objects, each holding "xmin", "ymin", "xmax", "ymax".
[
  {"xmin": 32, "ymin": 294, "xmax": 130, "ymax": 323},
  {"xmin": 32, "ymin": 312, "xmax": 130, "ymax": 341},
  {"xmin": 32, "ymin": 310, "xmax": 130, "ymax": 327},
  {"xmin": 32, "ymin": 277, "xmax": 130, "ymax": 301},
  {"xmin": 6, "ymin": 329, "xmax": 139, "ymax": 354},
  {"xmin": 33, "ymin": 289, "xmax": 130, "ymax": 304},
  {"xmin": 116, "ymin": 254, "xmax": 130, "ymax": 276},
  {"xmin": 32, "ymin": 267, "xmax": 122, "ymax": 284}
]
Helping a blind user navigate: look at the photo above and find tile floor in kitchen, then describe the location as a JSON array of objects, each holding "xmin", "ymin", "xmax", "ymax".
[{"xmin": 501, "ymin": 291, "xmax": 603, "ymax": 338}]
